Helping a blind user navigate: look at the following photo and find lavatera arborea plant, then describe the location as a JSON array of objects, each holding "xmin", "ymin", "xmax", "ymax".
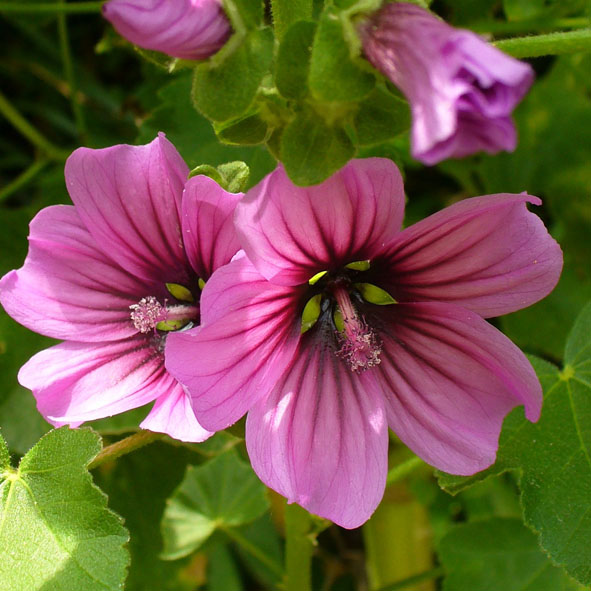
[
  {"xmin": 166, "ymin": 158, "xmax": 563, "ymax": 529},
  {"xmin": 0, "ymin": 133, "xmax": 243, "ymax": 443}
]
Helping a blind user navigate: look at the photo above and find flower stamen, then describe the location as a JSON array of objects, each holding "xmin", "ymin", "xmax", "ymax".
[{"xmin": 130, "ymin": 296, "xmax": 166, "ymax": 333}]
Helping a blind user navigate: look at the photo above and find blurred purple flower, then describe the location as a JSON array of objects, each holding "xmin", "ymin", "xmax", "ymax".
[
  {"xmin": 166, "ymin": 159, "xmax": 562, "ymax": 528},
  {"xmin": 103, "ymin": 0, "xmax": 232, "ymax": 61},
  {"xmin": 360, "ymin": 3, "xmax": 534, "ymax": 165},
  {"xmin": 0, "ymin": 134, "xmax": 241, "ymax": 442}
]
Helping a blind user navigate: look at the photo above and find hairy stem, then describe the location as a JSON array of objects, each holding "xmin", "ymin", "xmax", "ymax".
[
  {"xmin": 89, "ymin": 431, "xmax": 164, "ymax": 470},
  {"xmin": 0, "ymin": 90, "xmax": 70, "ymax": 160},
  {"xmin": 386, "ymin": 456, "xmax": 425, "ymax": 487},
  {"xmin": 285, "ymin": 502, "xmax": 315, "ymax": 591},
  {"xmin": 495, "ymin": 28, "xmax": 591, "ymax": 58},
  {"xmin": 57, "ymin": 0, "xmax": 87, "ymax": 142},
  {"xmin": 0, "ymin": 159, "xmax": 49, "ymax": 203},
  {"xmin": 222, "ymin": 526, "xmax": 284, "ymax": 578},
  {"xmin": 0, "ymin": 2, "xmax": 103, "ymax": 13},
  {"xmin": 376, "ymin": 566, "xmax": 445, "ymax": 591}
]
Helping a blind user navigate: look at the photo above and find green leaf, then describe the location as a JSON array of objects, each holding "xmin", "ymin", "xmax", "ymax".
[
  {"xmin": 161, "ymin": 449, "xmax": 269, "ymax": 560},
  {"xmin": 275, "ymin": 21, "xmax": 317, "ymax": 100},
  {"xmin": 280, "ymin": 110, "xmax": 355, "ymax": 185},
  {"xmin": 0, "ymin": 314, "xmax": 52, "ymax": 454},
  {"xmin": 354, "ymin": 86, "xmax": 411, "ymax": 146},
  {"xmin": 137, "ymin": 74, "xmax": 274, "ymax": 187},
  {"xmin": 215, "ymin": 113, "xmax": 269, "ymax": 145},
  {"xmin": 223, "ymin": 0, "xmax": 264, "ymax": 32},
  {"xmin": 438, "ymin": 301, "xmax": 591, "ymax": 585},
  {"xmin": 271, "ymin": 0, "xmax": 313, "ymax": 39},
  {"xmin": 207, "ymin": 543, "xmax": 244, "ymax": 591},
  {"xmin": 0, "ymin": 427, "xmax": 129, "ymax": 591},
  {"xmin": 439, "ymin": 518, "xmax": 584, "ymax": 591},
  {"xmin": 94, "ymin": 440, "xmax": 203, "ymax": 591},
  {"xmin": 193, "ymin": 27, "xmax": 274, "ymax": 122},
  {"xmin": 308, "ymin": 8, "xmax": 375, "ymax": 103}
]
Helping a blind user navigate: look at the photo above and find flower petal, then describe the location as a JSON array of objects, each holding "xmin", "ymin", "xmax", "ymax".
[
  {"xmin": 246, "ymin": 333, "xmax": 388, "ymax": 529},
  {"xmin": 181, "ymin": 175, "xmax": 242, "ymax": 280},
  {"xmin": 0, "ymin": 205, "xmax": 159, "ymax": 342},
  {"xmin": 165, "ymin": 256, "xmax": 301, "ymax": 431},
  {"xmin": 141, "ymin": 385, "xmax": 213, "ymax": 443},
  {"xmin": 235, "ymin": 159, "xmax": 405, "ymax": 286},
  {"xmin": 64, "ymin": 133, "xmax": 191, "ymax": 285},
  {"xmin": 103, "ymin": 0, "xmax": 231, "ymax": 61},
  {"xmin": 19, "ymin": 339, "xmax": 172, "ymax": 425},
  {"xmin": 383, "ymin": 193, "xmax": 562, "ymax": 317},
  {"xmin": 370, "ymin": 302, "xmax": 542, "ymax": 475}
]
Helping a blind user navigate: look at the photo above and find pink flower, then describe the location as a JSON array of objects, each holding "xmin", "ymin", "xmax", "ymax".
[
  {"xmin": 166, "ymin": 159, "xmax": 562, "ymax": 528},
  {"xmin": 360, "ymin": 3, "xmax": 534, "ymax": 165},
  {"xmin": 102, "ymin": 0, "xmax": 232, "ymax": 61},
  {"xmin": 0, "ymin": 134, "xmax": 241, "ymax": 442}
]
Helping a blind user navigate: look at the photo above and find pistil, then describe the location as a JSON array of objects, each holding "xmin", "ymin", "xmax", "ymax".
[{"xmin": 331, "ymin": 284, "xmax": 382, "ymax": 373}]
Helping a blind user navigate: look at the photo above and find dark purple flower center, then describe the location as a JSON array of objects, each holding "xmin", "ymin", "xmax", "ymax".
[{"xmin": 303, "ymin": 262, "xmax": 395, "ymax": 374}]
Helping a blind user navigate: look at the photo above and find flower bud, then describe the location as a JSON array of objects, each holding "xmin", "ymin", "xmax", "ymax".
[
  {"xmin": 360, "ymin": 2, "xmax": 534, "ymax": 165},
  {"xmin": 103, "ymin": 0, "xmax": 232, "ymax": 61}
]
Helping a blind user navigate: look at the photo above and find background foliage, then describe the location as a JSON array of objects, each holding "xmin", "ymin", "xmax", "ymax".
[{"xmin": 1, "ymin": 0, "xmax": 591, "ymax": 590}]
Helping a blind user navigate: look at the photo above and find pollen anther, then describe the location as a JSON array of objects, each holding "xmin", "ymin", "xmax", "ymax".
[{"xmin": 130, "ymin": 296, "xmax": 166, "ymax": 333}]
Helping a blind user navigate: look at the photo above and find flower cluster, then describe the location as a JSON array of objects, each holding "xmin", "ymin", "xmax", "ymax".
[
  {"xmin": 0, "ymin": 3, "xmax": 563, "ymax": 529},
  {"xmin": 0, "ymin": 134, "xmax": 562, "ymax": 527}
]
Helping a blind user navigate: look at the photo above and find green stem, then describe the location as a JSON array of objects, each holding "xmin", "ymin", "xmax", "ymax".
[
  {"xmin": 0, "ymin": 159, "xmax": 49, "ymax": 203},
  {"xmin": 221, "ymin": 526, "xmax": 284, "ymax": 578},
  {"xmin": 376, "ymin": 566, "xmax": 445, "ymax": 591},
  {"xmin": 271, "ymin": 0, "xmax": 313, "ymax": 39},
  {"xmin": 88, "ymin": 431, "xmax": 164, "ymax": 470},
  {"xmin": 386, "ymin": 456, "xmax": 425, "ymax": 487},
  {"xmin": 0, "ymin": 1, "xmax": 103, "ymax": 13},
  {"xmin": 57, "ymin": 0, "xmax": 87, "ymax": 142},
  {"xmin": 469, "ymin": 17, "xmax": 589, "ymax": 35},
  {"xmin": 495, "ymin": 28, "xmax": 591, "ymax": 58},
  {"xmin": 285, "ymin": 502, "xmax": 315, "ymax": 591},
  {"xmin": 0, "ymin": 90, "xmax": 70, "ymax": 160}
]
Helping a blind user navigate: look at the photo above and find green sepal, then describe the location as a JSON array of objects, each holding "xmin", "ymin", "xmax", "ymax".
[
  {"xmin": 215, "ymin": 112, "xmax": 269, "ymax": 145},
  {"xmin": 354, "ymin": 86, "xmax": 411, "ymax": 146},
  {"xmin": 189, "ymin": 161, "xmax": 251, "ymax": 193},
  {"xmin": 217, "ymin": 161, "xmax": 251, "ymax": 193},
  {"xmin": 276, "ymin": 20, "xmax": 317, "ymax": 100},
  {"xmin": 301, "ymin": 294, "xmax": 323, "ymax": 333},
  {"xmin": 193, "ymin": 27, "xmax": 274, "ymax": 122},
  {"xmin": 166, "ymin": 282, "xmax": 194, "ymax": 303},
  {"xmin": 156, "ymin": 319, "xmax": 189, "ymax": 332},
  {"xmin": 308, "ymin": 7, "xmax": 375, "ymax": 103},
  {"xmin": 280, "ymin": 109, "xmax": 355, "ymax": 186},
  {"xmin": 345, "ymin": 259, "xmax": 370, "ymax": 271},
  {"xmin": 189, "ymin": 164, "xmax": 225, "ymax": 184},
  {"xmin": 355, "ymin": 283, "xmax": 397, "ymax": 305}
]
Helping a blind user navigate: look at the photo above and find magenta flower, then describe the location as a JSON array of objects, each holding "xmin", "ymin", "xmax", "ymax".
[
  {"xmin": 102, "ymin": 0, "xmax": 232, "ymax": 61},
  {"xmin": 166, "ymin": 159, "xmax": 562, "ymax": 528},
  {"xmin": 360, "ymin": 3, "xmax": 534, "ymax": 165},
  {"xmin": 0, "ymin": 134, "xmax": 242, "ymax": 442}
]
